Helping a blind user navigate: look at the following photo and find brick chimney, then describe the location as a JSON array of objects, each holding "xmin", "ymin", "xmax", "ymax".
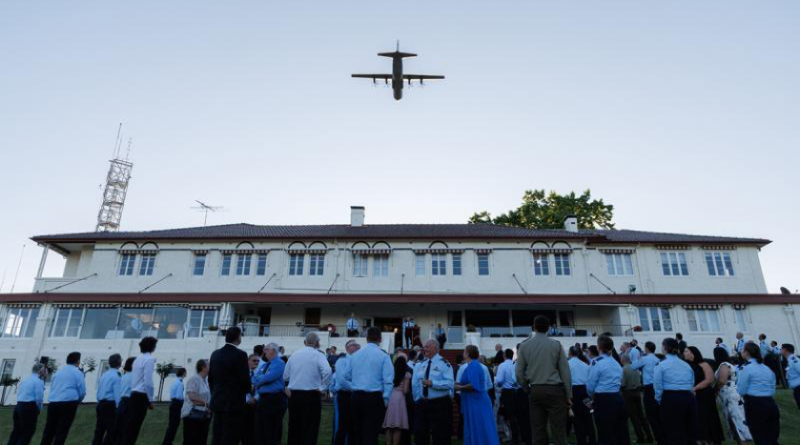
[
  {"xmin": 351, "ymin": 206, "xmax": 365, "ymax": 227},
  {"xmin": 563, "ymin": 215, "xmax": 578, "ymax": 233}
]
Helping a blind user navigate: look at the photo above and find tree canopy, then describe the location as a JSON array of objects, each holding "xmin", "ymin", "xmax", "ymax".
[{"xmin": 469, "ymin": 189, "xmax": 615, "ymax": 230}]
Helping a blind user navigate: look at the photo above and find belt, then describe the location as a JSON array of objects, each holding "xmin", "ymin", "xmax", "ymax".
[
  {"xmin": 353, "ymin": 390, "xmax": 382, "ymax": 395},
  {"xmin": 258, "ymin": 391, "xmax": 283, "ymax": 397}
]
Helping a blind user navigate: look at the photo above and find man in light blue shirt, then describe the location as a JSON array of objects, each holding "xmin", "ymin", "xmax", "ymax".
[
  {"xmin": 715, "ymin": 337, "xmax": 732, "ymax": 355},
  {"xmin": 735, "ymin": 332, "xmax": 746, "ymax": 356},
  {"xmin": 412, "ymin": 338, "xmax": 454, "ymax": 445},
  {"xmin": 630, "ymin": 341, "xmax": 662, "ymax": 444},
  {"xmin": 758, "ymin": 334, "xmax": 771, "ymax": 358},
  {"xmin": 495, "ymin": 349, "xmax": 522, "ymax": 444},
  {"xmin": 653, "ymin": 338, "xmax": 696, "ymax": 444},
  {"xmin": 161, "ymin": 366, "xmax": 186, "ymax": 445},
  {"xmin": 41, "ymin": 351, "xmax": 86, "ymax": 445},
  {"xmin": 403, "ymin": 317, "xmax": 416, "ymax": 348},
  {"xmin": 346, "ymin": 313, "xmax": 360, "ymax": 338},
  {"xmin": 346, "ymin": 327, "xmax": 394, "ymax": 444},
  {"xmin": 93, "ymin": 353, "xmax": 122, "ymax": 445},
  {"xmin": 331, "ymin": 340, "xmax": 359, "ymax": 445},
  {"xmin": 781, "ymin": 343, "xmax": 800, "ymax": 410},
  {"xmin": 587, "ymin": 336, "xmax": 628, "ymax": 445},
  {"xmin": 8, "ymin": 363, "xmax": 47, "ymax": 444},
  {"xmin": 253, "ymin": 343, "xmax": 287, "ymax": 444}
]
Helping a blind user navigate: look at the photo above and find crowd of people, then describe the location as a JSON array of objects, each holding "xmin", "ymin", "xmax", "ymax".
[{"xmin": 6, "ymin": 318, "xmax": 800, "ymax": 445}]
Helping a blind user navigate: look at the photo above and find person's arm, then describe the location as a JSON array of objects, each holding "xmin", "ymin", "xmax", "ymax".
[
  {"xmin": 382, "ymin": 355, "xmax": 394, "ymax": 404},
  {"xmin": 716, "ymin": 365, "xmax": 730, "ymax": 395},
  {"xmin": 736, "ymin": 368, "xmax": 749, "ymax": 397},
  {"xmin": 515, "ymin": 350, "xmax": 529, "ymax": 389},
  {"xmin": 113, "ymin": 377, "xmax": 122, "ymax": 406},
  {"xmin": 495, "ymin": 364, "xmax": 506, "ymax": 388},
  {"xmin": 630, "ymin": 358, "xmax": 646, "ymax": 371},
  {"xmin": 556, "ymin": 346, "xmax": 572, "ymax": 400},
  {"xmin": 402, "ymin": 373, "xmax": 411, "ymax": 395},
  {"xmin": 319, "ymin": 353, "xmax": 333, "ymax": 391},
  {"xmin": 36, "ymin": 380, "xmax": 44, "ymax": 411},
  {"xmin": 586, "ymin": 364, "xmax": 599, "ymax": 397},
  {"xmin": 694, "ymin": 362, "xmax": 714, "ymax": 391},
  {"xmin": 185, "ymin": 378, "xmax": 208, "ymax": 407},
  {"xmin": 411, "ymin": 364, "xmax": 422, "ymax": 401},
  {"xmin": 143, "ymin": 357, "xmax": 155, "ymax": 403},
  {"xmin": 653, "ymin": 365, "xmax": 663, "ymax": 403},
  {"xmin": 77, "ymin": 369, "xmax": 87, "ymax": 402},
  {"xmin": 237, "ymin": 352, "xmax": 252, "ymax": 394}
]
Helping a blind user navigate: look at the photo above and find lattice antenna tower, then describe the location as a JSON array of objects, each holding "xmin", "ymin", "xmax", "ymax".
[{"xmin": 96, "ymin": 124, "xmax": 134, "ymax": 232}]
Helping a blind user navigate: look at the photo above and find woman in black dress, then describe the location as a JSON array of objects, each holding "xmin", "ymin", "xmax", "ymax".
[{"xmin": 684, "ymin": 346, "xmax": 724, "ymax": 445}]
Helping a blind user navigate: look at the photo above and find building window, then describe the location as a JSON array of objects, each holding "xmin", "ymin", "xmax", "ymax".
[
  {"xmin": 533, "ymin": 254, "xmax": 550, "ymax": 276},
  {"xmin": 152, "ymin": 306, "xmax": 188, "ymax": 339},
  {"xmin": 193, "ymin": 254, "xmax": 206, "ymax": 276},
  {"xmin": 452, "ymin": 254, "xmax": 462, "ymax": 276},
  {"xmin": 553, "ymin": 253, "xmax": 571, "ymax": 276},
  {"xmin": 606, "ymin": 253, "xmax": 634, "ymax": 276},
  {"xmin": 309, "ymin": 254, "xmax": 325, "ymax": 276},
  {"xmin": 638, "ymin": 307, "xmax": 673, "ymax": 332},
  {"xmin": 79, "ymin": 308, "xmax": 120, "ymax": 339},
  {"xmin": 187, "ymin": 309, "xmax": 218, "ymax": 338},
  {"xmin": 139, "ymin": 253, "xmax": 156, "ymax": 276},
  {"xmin": 1, "ymin": 307, "xmax": 39, "ymax": 338},
  {"xmin": 0, "ymin": 359, "xmax": 15, "ymax": 382},
  {"xmin": 119, "ymin": 307, "xmax": 154, "ymax": 339},
  {"xmin": 734, "ymin": 308, "xmax": 748, "ymax": 332},
  {"xmin": 119, "ymin": 254, "xmax": 136, "ymax": 276},
  {"xmin": 431, "ymin": 254, "xmax": 447, "ymax": 276},
  {"xmin": 289, "ymin": 254, "xmax": 304, "ymax": 276},
  {"xmin": 256, "ymin": 254, "xmax": 267, "ymax": 276},
  {"xmin": 50, "ymin": 308, "xmax": 83, "ymax": 338},
  {"xmin": 687, "ymin": 309, "xmax": 721, "ymax": 332},
  {"xmin": 236, "ymin": 254, "xmax": 252, "ymax": 276},
  {"xmin": 660, "ymin": 252, "xmax": 689, "ymax": 276},
  {"xmin": 373, "ymin": 255, "xmax": 389, "ymax": 277},
  {"xmin": 353, "ymin": 254, "xmax": 368, "ymax": 277},
  {"xmin": 415, "ymin": 254, "xmax": 426, "ymax": 276},
  {"xmin": 705, "ymin": 252, "xmax": 735, "ymax": 277},
  {"xmin": 477, "ymin": 253, "xmax": 490, "ymax": 276},
  {"xmin": 221, "ymin": 253, "xmax": 232, "ymax": 276}
]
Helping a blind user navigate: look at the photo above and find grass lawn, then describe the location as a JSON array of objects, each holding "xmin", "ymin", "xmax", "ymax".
[{"xmin": 1, "ymin": 390, "xmax": 798, "ymax": 444}]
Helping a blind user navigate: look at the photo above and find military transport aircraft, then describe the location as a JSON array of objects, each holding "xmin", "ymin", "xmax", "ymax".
[{"xmin": 352, "ymin": 42, "xmax": 445, "ymax": 101}]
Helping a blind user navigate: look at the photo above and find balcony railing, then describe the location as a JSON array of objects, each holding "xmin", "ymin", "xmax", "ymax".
[{"xmin": 477, "ymin": 325, "xmax": 631, "ymax": 338}]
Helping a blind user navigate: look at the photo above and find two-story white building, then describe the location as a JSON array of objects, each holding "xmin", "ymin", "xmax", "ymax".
[{"xmin": 1, "ymin": 206, "xmax": 798, "ymax": 402}]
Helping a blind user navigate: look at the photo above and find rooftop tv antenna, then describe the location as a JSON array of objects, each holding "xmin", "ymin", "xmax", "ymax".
[
  {"xmin": 96, "ymin": 123, "xmax": 134, "ymax": 232},
  {"xmin": 191, "ymin": 200, "xmax": 226, "ymax": 226}
]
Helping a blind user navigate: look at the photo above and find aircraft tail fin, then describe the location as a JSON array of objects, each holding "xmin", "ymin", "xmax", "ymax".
[{"xmin": 378, "ymin": 40, "xmax": 416, "ymax": 58}]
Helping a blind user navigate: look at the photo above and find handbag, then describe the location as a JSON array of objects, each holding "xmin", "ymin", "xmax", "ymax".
[{"xmin": 187, "ymin": 406, "xmax": 211, "ymax": 420}]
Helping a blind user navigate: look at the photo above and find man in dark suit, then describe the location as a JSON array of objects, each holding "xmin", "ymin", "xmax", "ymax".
[{"xmin": 209, "ymin": 327, "xmax": 252, "ymax": 445}]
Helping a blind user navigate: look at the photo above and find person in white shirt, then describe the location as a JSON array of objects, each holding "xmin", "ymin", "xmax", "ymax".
[
  {"xmin": 283, "ymin": 332, "xmax": 332, "ymax": 445},
  {"xmin": 121, "ymin": 336, "xmax": 158, "ymax": 445}
]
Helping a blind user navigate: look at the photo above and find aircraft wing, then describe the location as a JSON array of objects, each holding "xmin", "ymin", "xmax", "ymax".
[
  {"xmin": 352, "ymin": 74, "xmax": 392, "ymax": 81},
  {"xmin": 402, "ymin": 74, "xmax": 445, "ymax": 80}
]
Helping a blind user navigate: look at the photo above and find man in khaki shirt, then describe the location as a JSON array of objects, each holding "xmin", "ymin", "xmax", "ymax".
[
  {"xmin": 621, "ymin": 354, "xmax": 653, "ymax": 444},
  {"xmin": 515, "ymin": 315, "xmax": 571, "ymax": 445}
]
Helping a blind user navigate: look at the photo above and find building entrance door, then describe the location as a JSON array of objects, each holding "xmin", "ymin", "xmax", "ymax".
[{"xmin": 373, "ymin": 317, "xmax": 403, "ymax": 348}]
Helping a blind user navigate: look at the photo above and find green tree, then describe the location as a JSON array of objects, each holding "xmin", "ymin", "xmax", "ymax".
[{"xmin": 470, "ymin": 189, "xmax": 614, "ymax": 230}]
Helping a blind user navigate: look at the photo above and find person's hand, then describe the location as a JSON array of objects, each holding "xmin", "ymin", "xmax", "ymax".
[
  {"xmin": 566, "ymin": 398, "xmax": 573, "ymax": 408},
  {"xmin": 148, "ymin": 403, "xmax": 155, "ymax": 410},
  {"xmin": 423, "ymin": 379, "xmax": 433, "ymax": 387},
  {"xmin": 285, "ymin": 388, "xmax": 291, "ymax": 398}
]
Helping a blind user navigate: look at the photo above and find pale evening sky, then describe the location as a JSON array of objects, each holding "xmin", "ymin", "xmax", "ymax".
[{"xmin": 0, "ymin": 1, "xmax": 797, "ymax": 293}]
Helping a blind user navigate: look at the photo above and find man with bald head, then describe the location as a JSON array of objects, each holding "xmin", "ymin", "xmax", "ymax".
[
  {"xmin": 412, "ymin": 339, "xmax": 455, "ymax": 445},
  {"xmin": 284, "ymin": 332, "xmax": 332, "ymax": 445}
]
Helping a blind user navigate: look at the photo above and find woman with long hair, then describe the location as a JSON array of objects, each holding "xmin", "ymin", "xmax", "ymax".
[
  {"xmin": 383, "ymin": 355, "xmax": 412, "ymax": 445},
  {"xmin": 713, "ymin": 347, "xmax": 752, "ymax": 443},
  {"xmin": 737, "ymin": 343, "xmax": 780, "ymax": 444},
  {"xmin": 684, "ymin": 346, "xmax": 724, "ymax": 445}
]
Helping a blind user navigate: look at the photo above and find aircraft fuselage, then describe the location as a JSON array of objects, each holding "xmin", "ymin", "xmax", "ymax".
[{"xmin": 392, "ymin": 57, "xmax": 403, "ymax": 100}]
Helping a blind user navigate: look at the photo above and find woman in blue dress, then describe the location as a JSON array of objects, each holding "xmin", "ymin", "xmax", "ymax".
[{"xmin": 455, "ymin": 345, "xmax": 500, "ymax": 445}]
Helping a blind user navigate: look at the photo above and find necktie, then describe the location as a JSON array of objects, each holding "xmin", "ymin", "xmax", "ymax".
[{"xmin": 423, "ymin": 360, "xmax": 432, "ymax": 398}]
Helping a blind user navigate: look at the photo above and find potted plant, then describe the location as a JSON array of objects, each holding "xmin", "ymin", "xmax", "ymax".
[
  {"xmin": 80, "ymin": 357, "xmax": 97, "ymax": 375},
  {"xmin": 0, "ymin": 375, "xmax": 20, "ymax": 406},
  {"xmin": 156, "ymin": 362, "xmax": 175, "ymax": 402},
  {"xmin": 633, "ymin": 326, "xmax": 643, "ymax": 332}
]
